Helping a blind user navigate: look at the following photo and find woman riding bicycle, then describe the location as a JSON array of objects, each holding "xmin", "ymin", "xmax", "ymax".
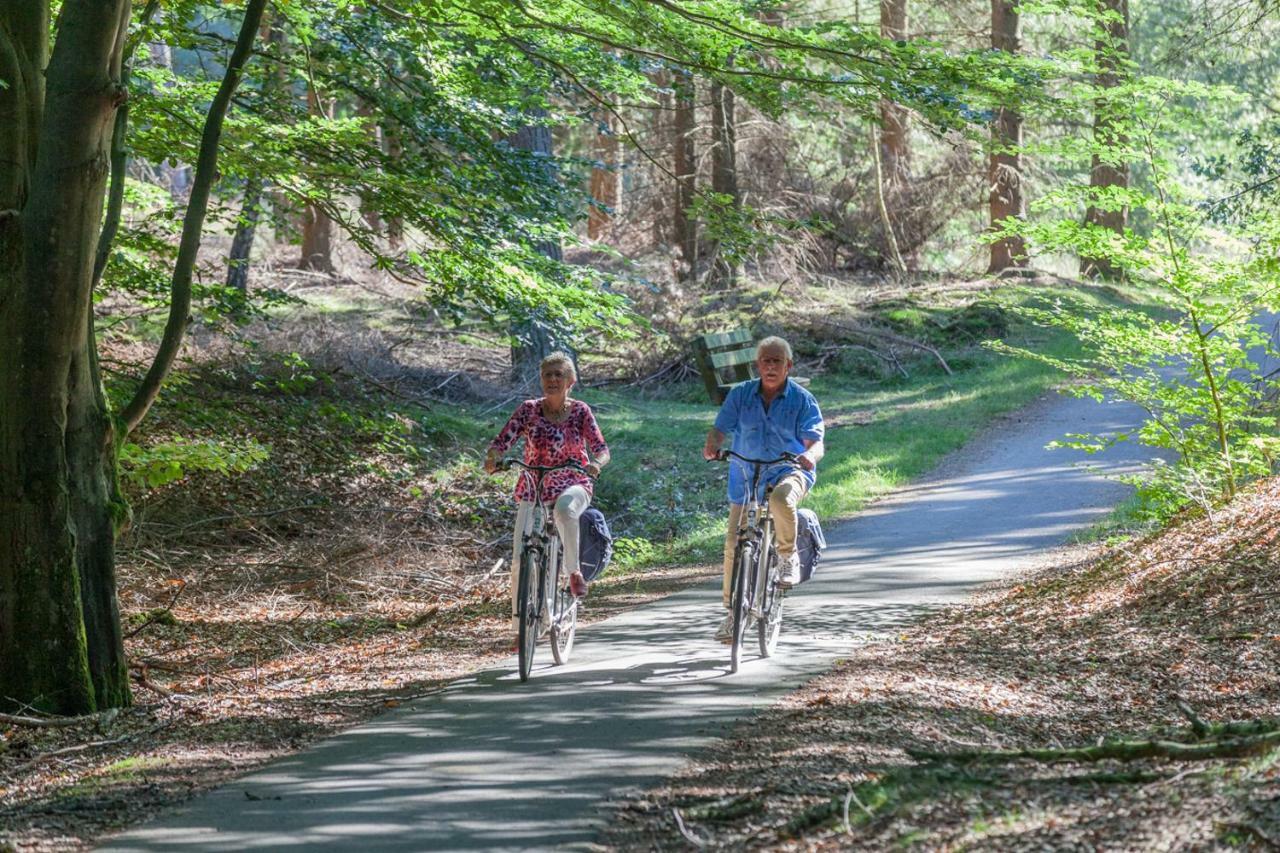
[{"xmin": 484, "ymin": 352, "xmax": 610, "ymax": 636}]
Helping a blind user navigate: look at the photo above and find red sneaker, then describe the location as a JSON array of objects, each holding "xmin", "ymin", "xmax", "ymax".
[{"xmin": 569, "ymin": 572, "xmax": 588, "ymax": 599}]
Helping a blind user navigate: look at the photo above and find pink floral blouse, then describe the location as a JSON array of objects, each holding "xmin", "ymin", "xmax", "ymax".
[{"xmin": 487, "ymin": 399, "xmax": 609, "ymax": 503}]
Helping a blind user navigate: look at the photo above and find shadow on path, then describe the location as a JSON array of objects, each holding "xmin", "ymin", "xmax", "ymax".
[{"xmin": 100, "ymin": 394, "xmax": 1153, "ymax": 852}]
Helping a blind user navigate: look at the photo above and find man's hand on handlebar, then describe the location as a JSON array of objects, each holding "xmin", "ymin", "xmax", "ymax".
[{"xmin": 796, "ymin": 452, "xmax": 815, "ymax": 472}]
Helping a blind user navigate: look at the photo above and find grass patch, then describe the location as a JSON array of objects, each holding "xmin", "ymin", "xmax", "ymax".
[{"xmin": 578, "ymin": 282, "xmax": 1150, "ymax": 571}]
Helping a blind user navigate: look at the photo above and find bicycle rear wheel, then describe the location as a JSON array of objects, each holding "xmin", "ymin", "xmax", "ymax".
[
  {"xmin": 758, "ymin": 548, "xmax": 783, "ymax": 657},
  {"xmin": 517, "ymin": 549, "xmax": 540, "ymax": 682},
  {"xmin": 550, "ymin": 589, "xmax": 577, "ymax": 665},
  {"xmin": 729, "ymin": 542, "xmax": 756, "ymax": 674}
]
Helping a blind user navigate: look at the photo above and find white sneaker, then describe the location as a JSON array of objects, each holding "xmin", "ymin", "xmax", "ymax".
[
  {"xmin": 714, "ymin": 612, "xmax": 734, "ymax": 643},
  {"xmin": 779, "ymin": 553, "xmax": 801, "ymax": 587}
]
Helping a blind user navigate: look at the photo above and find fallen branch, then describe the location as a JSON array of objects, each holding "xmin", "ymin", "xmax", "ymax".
[
  {"xmin": 0, "ymin": 711, "xmax": 100, "ymax": 729},
  {"xmin": 125, "ymin": 579, "xmax": 188, "ymax": 639},
  {"xmin": 671, "ymin": 807, "xmax": 707, "ymax": 848},
  {"xmin": 1173, "ymin": 696, "xmax": 1209, "ymax": 738},
  {"xmin": 813, "ymin": 317, "xmax": 952, "ymax": 375},
  {"xmin": 909, "ymin": 728, "xmax": 1280, "ymax": 765}
]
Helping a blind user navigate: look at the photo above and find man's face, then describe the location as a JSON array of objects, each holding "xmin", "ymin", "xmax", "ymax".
[{"xmin": 756, "ymin": 346, "xmax": 792, "ymax": 393}]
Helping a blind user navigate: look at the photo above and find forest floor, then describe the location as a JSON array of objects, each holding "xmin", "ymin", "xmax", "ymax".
[
  {"xmin": 0, "ymin": 267, "xmax": 1165, "ymax": 851},
  {"xmin": 602, "ymin": 480, "xmax": 1280, "ymax": 851}
]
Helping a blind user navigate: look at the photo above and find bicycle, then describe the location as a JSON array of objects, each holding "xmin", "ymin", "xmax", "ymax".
[
  {"xmin": 712, "ymin": 450, "xmax": 801, "ymax": 673},
  {"xmin": 502, "ymin": 459, "xmax": 587, "ymax": 682}
]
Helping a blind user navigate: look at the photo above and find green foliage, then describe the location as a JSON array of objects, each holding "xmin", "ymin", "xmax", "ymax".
[
  {"xmin": 119, "ymin": 437, "xmax": 271, "ymax": 490},
  {"xmin": 994, "ymin": 79, "xmax": 1280, "ymax": 515}
]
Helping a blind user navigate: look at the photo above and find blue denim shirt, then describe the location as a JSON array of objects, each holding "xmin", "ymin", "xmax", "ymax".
[{"xmin": 714, "ymin": 378, "xmax": 824, "ymax": 505}]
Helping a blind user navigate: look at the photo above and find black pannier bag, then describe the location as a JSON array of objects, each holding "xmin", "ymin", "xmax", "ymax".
[
  {"xmin": 578, "ymin": 507, "xmax": 614, "ymax": 581},
  {"xmin": 796, "ymin": 508, "xmax": 826, "ymax": 583}
]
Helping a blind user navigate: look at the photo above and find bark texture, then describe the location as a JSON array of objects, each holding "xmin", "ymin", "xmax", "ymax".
[
  {"xmin": 0, "ymin": 0, "xmax": 131, "ymax": 714},
  {"xmin": 877, "ymin": 0, "xmax": 916, "ymax": 270},
  {"xmin": 1080, "ymin": 0, "xmax": 1129, "ymax": 280},
  {"xmin": 708, "ymin": 79, "xmax": 739, "ymax": 288},
  {"xmin": 508, "ymin": 120, "xmax": 572, "ymax": 384},
  {"xmin": 298, "ymin": 82, "xmax": 335, "ymax": 273},
  {"xmin": 988, "ymin": 0, "xmax": 1028, "ymax": 274},
  {"xmin": 0, "ymin": 0, "xmax": 266, "ymax": 714},
  {"xmin": 671, "ymin": 71, "xmax": 698, "ymax": 281},
  {"xmin": 587, "ymin": 108, "xmax": 620, "ymax": 241},
  {"xmin": 227, "ymin": 177, "xmax": 263, "ymax": 293}
]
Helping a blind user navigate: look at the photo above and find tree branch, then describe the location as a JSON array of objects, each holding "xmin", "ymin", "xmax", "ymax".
[{"xmin": 120, "ymin": 0, "xmax": 268, "ymax": 434}]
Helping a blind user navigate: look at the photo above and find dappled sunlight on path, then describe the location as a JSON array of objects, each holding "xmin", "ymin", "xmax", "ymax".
[{"xmin": 100, "ymin": 393, "xmax": 1153, "ymax": 852}]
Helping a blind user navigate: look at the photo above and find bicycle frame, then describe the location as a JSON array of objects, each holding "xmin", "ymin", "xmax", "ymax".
[
  {"xmin": 717, "ymin": 450, "xmax": 800, "ymax": 670},
  {"xmin": 504, "ymin": 459, "xmax": 584, "ymax": 680}
]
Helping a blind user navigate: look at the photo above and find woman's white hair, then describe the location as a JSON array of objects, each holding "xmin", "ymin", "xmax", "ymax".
[
  {"xmin": 540, "ymin": 351, "xmax": 577, "ymax": 382},
  {"xmin": 755, "ymin": 336, "xmax": 793, "ymax": 361}
]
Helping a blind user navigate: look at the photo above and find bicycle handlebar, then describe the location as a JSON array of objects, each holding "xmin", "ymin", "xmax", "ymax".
[
  {"xmin": 712, "ymin": 449, "xmax": 800, "ymax": 466},
  {"xmin": 500, "ymin": 458, "xmax": 591, "ymax": 476}
]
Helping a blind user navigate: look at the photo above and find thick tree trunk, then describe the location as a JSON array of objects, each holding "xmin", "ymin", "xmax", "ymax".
[
  {"xmin": 0, "ymin": 0, "xmax": 131, "ymax": 714},
  {"xmin": 0, "ymin": 0, "xmax": 266, "ymax": 714},
  {"xmin": 878, "ymin": 0, "xmax": 915, "ymax": 270},
  {"xmin": 988, "ymin": 0, "xmax": 1028, "ymax": 274},
  {"xmin": 226, "ymin": 176, "xmax": 262, "ymax": 293},
  {"xmin": 1080, "ymin": 0, "xmax": 1129, "ymax": 280},
  {"xmin": 587, "ymin": 107, "xmax": 620, "ymax": 241},
  {"xmin": 672, "ymin": 71, "xmax": 698, "ymax": 281},
  {"xmin": 708, "ymin": 80, "xmax": 739, "ymax": 288},
  {"xmin": 508, "ymin": 120, "xmax": 572, "ymax": 384}
]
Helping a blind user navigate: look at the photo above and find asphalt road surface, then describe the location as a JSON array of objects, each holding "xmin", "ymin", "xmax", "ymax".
[{"xmin": 101, "ymin": 391, "xmax": 1154, "ymax": 852}]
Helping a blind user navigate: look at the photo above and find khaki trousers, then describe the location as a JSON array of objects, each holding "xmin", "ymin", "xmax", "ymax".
[{"xmin": 721, "ymin": 472, "xmax": 808, "ymax": 608}]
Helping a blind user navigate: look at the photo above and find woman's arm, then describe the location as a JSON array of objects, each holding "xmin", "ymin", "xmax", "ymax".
[
  {"xmin": 581, "ymin": 404, "xmax": 609, "ymax": 477},
  {"xmin": 484, "ymin": 403, "xmax": 530, "ymax": 473}
]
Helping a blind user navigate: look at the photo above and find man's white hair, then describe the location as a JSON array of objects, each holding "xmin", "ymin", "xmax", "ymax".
[{"xmin": 755, "ymin": 336, "xmax": 793, "ymax": 361}]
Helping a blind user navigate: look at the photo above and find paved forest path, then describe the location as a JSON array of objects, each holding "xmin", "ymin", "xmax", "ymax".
[{"xmin": 102, "ymin": 391, "xmax": 1153, "ymax": 851}]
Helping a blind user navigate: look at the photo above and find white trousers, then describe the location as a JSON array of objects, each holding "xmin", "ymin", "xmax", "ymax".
[{"xmin": 509, "ymin": 485, "xmax": 591, "ymax": 619}]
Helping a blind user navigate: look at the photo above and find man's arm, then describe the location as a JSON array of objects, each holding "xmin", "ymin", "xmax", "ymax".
[
  {"xmin": 798, "ymin": 437, "xmax": 824, "ymax": 471},
  {"xmin": 703, "ymin": 427, "xmax": 726, "ymax": 461}
]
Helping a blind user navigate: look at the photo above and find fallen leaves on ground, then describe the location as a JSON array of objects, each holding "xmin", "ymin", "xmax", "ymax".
[{"xmin": 603, "ymin": 480, "xmax": 1280, "ymax": 851}]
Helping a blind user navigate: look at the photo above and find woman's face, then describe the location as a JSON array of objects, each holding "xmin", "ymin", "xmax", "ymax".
[{"xmin": 540, "ymin": 363, "xmax": 575, "ymax": 399}]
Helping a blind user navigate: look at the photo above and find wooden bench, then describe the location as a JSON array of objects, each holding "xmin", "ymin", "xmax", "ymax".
[
  {"xmin": 692, "ymin": 329, "xmax": 757, "ymax": 404},
  {"xmin": 692, "ymin": 328, "xmax": 811, "ymax": 404}
]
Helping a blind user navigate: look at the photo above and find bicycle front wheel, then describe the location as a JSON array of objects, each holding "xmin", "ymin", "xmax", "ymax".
[
  {"xmin": 517, "ymin": 549, "xmax": 540, "ymax": 682},
  {"xmin": 729, "ymin": 541, "xmax": 757, "ymax": 674},
  {"xmin": 758, "ymin": 548, "xmax": 783, "ymax": 657}
]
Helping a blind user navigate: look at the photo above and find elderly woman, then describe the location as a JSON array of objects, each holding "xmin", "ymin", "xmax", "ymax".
[{"xmin": 485, "ymin": 352, "xmax": 610, "ymax": 632}]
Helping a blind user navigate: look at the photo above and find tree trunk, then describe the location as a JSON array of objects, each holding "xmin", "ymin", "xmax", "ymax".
[
  {"xmin": 298, "ymin": 82, "xmax": 334, "ymax": 273},
  {"xmin": 0, "ymin": 0, "xmax": 266, "ymax": 715},
  {"xmin": 587, "ymin": 107, "xmax": 620, "ymax": 241},
  {"xmin": 1080, "ymin": 0, "xmax": 1129, "ymax": 280},
  {"xmin": 0, "ymin": 0, "xmax": 131, "ymax": 715},
  {"xmin": 226, "ymin": 176, "xmax": 262, "ymax": 293},
  {"xmin": 507, "ymin": 120, "xmax": 572, "ymax": 384},
  {"xmin": 708, "ymin": 79, "xmax": 739, "ymax": 288},
  {"xmin": 384, "ymin": 122, "xmax": 404, "ymax": 249},
  {"xmin": 356, "ymin": 99, "xmax": 383, "ymax": 234},
  {"xmin": 878, "ymin": 0, "xmax": 915, "ymax": 270},
  {"xmin": 672, "ymin": 70, "xmax": 698, "ymax": 281},
  {"xmin": 987, "ymin": 0, "xmax": 1028, "ymax": 274}
]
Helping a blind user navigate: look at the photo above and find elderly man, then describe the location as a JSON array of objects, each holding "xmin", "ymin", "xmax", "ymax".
[{"xmin": 702, "ymin": 336, "xmax": 825, "ymax": 642}]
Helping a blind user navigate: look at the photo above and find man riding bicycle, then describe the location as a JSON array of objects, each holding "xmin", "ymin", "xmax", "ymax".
[{"xmin": 702, "ymin": 336, "xmax": 825, "ymax": 643}]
